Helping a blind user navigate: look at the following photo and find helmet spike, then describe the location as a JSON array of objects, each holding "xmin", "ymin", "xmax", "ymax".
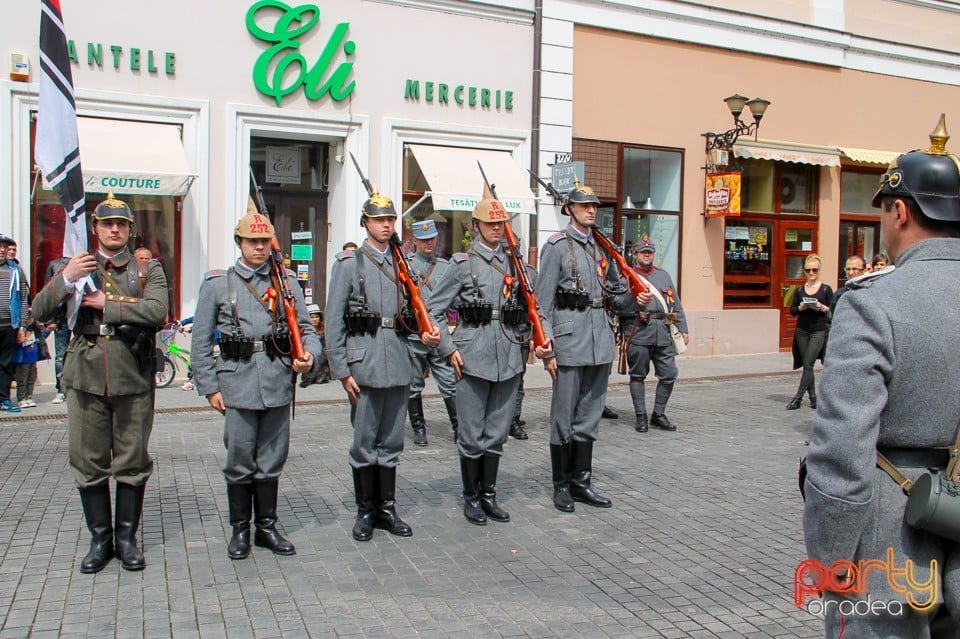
[{"xmin": 928, "ymin": 113, "xmax": 950, "ymax": 155}]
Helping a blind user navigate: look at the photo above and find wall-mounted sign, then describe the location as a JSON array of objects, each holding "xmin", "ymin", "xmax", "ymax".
[
  {"xmin": 705, "ymin": 171, "xmax": 741, "ymax": 217},
  {"xmin": 246, "ymin": 0, "xmax": 356, "ymax": 106},
  {"xmin": 266, "ymin": 146, "xmax": 301, "ymax": 184},
  {"xmin": 552, "ymin": 162, "xmax": 584, "ymax": 193},
  {"xmin": 291, "ymin": 244, "xmax": 313, "ymax": 261},
  {"xmin": 66, "ymin": 40, "xmax": 175, "ymax": 75},
  {"xmin": 403, "ymin": 80, "xmax": 514, "ymax": 111},
  {"xmin": 291, "ymin": 231, "xmax": 312, "ymax": 240}
]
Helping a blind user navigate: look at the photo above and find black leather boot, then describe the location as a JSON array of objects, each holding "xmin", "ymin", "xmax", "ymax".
[
  {"xmin": 409, "ymin": 396, "xmax": 428, "ymax": 447},
  {"xmin": 635, "ymin": 413, "xmax": 649, "ymax": 433},
  {"xmin": 351, "ymin": 467, "xmax": 376, "ymax": 541},
  {"xmin": 786, "ymin": 396, "xmax": 803, "ymax": 410},
  {"xmin": 226, "ymin": 483, "xmax": 253, "ymax": 560},
  {"xmin": 460, "ymin": 456, "xmax": 487, "ymax": 525},
  {"xmin": 509, "ymin": 416, "xmax": 528, "ymax": 440},
  {"xmin": 114, "ymin": 482, "xmax": 146, "ymax": 571},
  {"xmin": 601, "ymin": 405, "xmax": 619, "ymax": 419},
  {"xmin": 550, "ymin": 444, "xmax": 575, "ymax": 513},
  {"xmin": 375, "ymin": 466, "xmax": 413, "ymax": 536},
  {"xmin": 569, "ymin": 441, "xmax": 612, "ymax": 508},
  {"xmin": 444, "ymin": 397, "xmax": 459, "ymax": 441},
  {"xmin": 253, "ymin": 480, "xmax": 296, "ymax": 555},
  {"xmin": 809, "ymin": 391, "xmax": 817, "ymax": 409},
  {"xmin": 78, "ymin": 484, "xmax": 114, "ymax": 573},
  {"xmin": 479, "ymin": 454, "xmax": 510, "ymax": 522},
  {"xmin": 650, "ymin": 413, "xmax": 676, "ymax": 432}
]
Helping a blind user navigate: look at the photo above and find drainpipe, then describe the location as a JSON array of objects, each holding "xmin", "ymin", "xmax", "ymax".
[{"xmin": 529, "ymin": 0, "xmax": 543, "ymax": 265}]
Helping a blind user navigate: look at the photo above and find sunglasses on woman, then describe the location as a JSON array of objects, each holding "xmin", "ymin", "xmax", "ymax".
[{"xmin": 804, "ymin": 268, "xmax": 819, "ymax": 273}]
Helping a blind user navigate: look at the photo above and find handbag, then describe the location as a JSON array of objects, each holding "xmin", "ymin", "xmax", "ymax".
[
  {"xmin": 877, "ymin": 418, "xmax": 960, "ymax": 542},
  {"xmin": 638, "ymin": 274, "xmax": 687, "ymax": 355}
]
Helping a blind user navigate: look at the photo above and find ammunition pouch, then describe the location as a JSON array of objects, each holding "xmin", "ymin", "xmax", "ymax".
[
  {"xmin": 344, "ymin": 310, "xmax": 381, "ymax": 336},
  {"xmin": 113, "ymin": 324, "xmax": 158, "ymax": 375},
  {"xmin": 458, "ymin": 300, "xmax": 493, "ymax": 326},
  {"xmin": 555, "ymin": 287, "xmax": 591, "ymax": 311},
  {"xmin": 266, "ymin": 334, "xmax": 292, "ymax": 359},
  {"xmin": 500, "ymin": 300, "xmax": 527, "ymax": 327},
  {"xmin": 397, "ymin": 306, "xmax": 419, "ymax": 336},
  {"xmin": 219, "ymin": 335, "xmax": 255, "ymax": 361}
]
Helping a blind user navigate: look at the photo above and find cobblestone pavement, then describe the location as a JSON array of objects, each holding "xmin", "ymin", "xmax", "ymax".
[{"xmin": 0, "ymin": 372, "xmax": 821, "ymax": 638}]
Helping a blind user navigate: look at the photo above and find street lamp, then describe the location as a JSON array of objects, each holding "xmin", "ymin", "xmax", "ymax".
[{"xmin": 703, "ymin": 93, "xmax": 771, "ymax": 154}]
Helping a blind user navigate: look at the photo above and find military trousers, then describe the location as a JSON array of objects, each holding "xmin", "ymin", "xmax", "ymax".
[
  {"xmin": 549, "ymin": 364, "xmax": 610, "ymax": 446},
  {"xmin": 349, "ymin": 386, "xmax": 407, "ymax": 469},
  {"xmin": 456, "ymin": 373, "xmax": 521, "ymax": 459},
  {"xmin": 66, "ymin": 388, "xmax": 155, "ymax": 488},
  {"xmin": 407, "ymin": 339, "xmax": 457, "ymax": 400},
  {"xmin": 626, "ymin": 341, "xmax": 678, "ymax": 416},
  {"xmin": 222, "ymin": 405, "xmax": 290, "ymax": 484}
]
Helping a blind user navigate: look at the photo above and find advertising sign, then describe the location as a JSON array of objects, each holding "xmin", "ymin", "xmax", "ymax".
[{"xmin": 705, "ymin": 171, "xmax": 741, "ymax": 217}]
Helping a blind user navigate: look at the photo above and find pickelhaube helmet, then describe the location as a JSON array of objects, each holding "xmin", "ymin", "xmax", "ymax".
[
  {"xmin": 872, "ymin": 114, "xmax": 960, "ymax": 222},
  {"xmin": 472, "ymin": 183, "xmax": 510, "ymax": 223},
  {"xmin": 561, "ymin": 177, "xmax": 601, "ymax": 215},
  {"xmin": 234, "ymin": 197, "xmax": 276, "ymax": 239},
  {"xmin": 362, "ymin": 189, "xmax": 397, "ymax": 218},
  {"xmin": 92, "ymin": 190, "xmax": 134, "ymax": 223}
]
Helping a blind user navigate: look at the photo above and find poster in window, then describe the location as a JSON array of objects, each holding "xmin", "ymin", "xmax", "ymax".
[
  {"xmin": 266, "ymin": 146, "xmax": 301, "ymax": 185},
  {"xmin": 705, "ymin": 171, "xmax": 741, "ymax": 217}
]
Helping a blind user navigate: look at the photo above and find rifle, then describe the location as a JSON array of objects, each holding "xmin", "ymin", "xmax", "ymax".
[
  {"xmin": 478, "ymin": 162, "xmax": 549, "ymax": 350},
  {"xmin": 249, "ymin": 167, "xmax": 306, "ymax": 361},
  {"xmin": 349, "ymin": 154, "xmax": 436, "ymax": 339},
  {"xmin": 528, "ymin": 170, "xmax": 648, "ymax": 299}
]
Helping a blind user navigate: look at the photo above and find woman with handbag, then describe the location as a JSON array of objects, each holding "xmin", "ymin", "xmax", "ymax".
[{"xmin": 787, "ymin": 253, "xmax": 833, "ymax": 410}]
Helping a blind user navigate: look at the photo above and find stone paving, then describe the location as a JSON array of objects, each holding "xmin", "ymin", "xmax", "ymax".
[{"xmin": 0, "ymin": 369, "xmax": 822, "ymax": 638}]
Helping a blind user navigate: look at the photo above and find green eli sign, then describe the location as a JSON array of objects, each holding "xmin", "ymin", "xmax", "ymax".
[{"xmin": 246, "ymin": 0, "xmax": 357, "ymax": 106}]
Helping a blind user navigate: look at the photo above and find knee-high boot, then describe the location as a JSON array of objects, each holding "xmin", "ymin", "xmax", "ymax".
[
  {"xmin": 408, "ymin": 396, "xmax": 427, "ymax": 447},
  {"xmin": 460, "ymin": 456, "xmax": 487, "ymax": 525},
  {"xmin": 351, "ymin": 466, "xmax": 376, "ymax": 541},
  {"xmin": 78, "ymin": 484, "xmax": 114, "ymax": 573},
  {"xmin": 375, "ymin": 466, "xmax": 413, "ymax": 536},
  {"xmin": 630, "ymin": 381, "xmax": 648, "ymax": 432},
  {"xmin": 226, "ymin": 483, "xmax": 253, "ymax": 559},
  {"xmin": 568, "ymin": 441, "xmax": 612, "ymax": 508},
  {"xmin": 550, "ymin": 444, "xmax": 575, "ymax": 513},
  {"xmin": 444, "ymin": 397, "xmax": 459, "ymax": 441},
  {"xmin": 253, "ymin": 480, "xmax": 296, "ymax": 555},
  {"xmin": 480, "ymin": 454, "xmax": 510, "ymax": 522},
  {"xmin": 114, "ymin": 482, "xmax": 146, "ymax": 570}
]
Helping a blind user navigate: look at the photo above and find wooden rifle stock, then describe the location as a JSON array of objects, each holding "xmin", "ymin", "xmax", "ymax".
[
  {"xmin": 502, "ymin": 224, "xmax": 550, "ymax": 349},
  {"xmin": 591, "ymin": 228, "xmax": 648, "ymax": 298},
  {"xmin": 389, "ymin": 234, "xmax": 435, "ymax": 337},
  {"xmin": 270, "ymin": 237, "xmax": 306, "ymax": 361}
]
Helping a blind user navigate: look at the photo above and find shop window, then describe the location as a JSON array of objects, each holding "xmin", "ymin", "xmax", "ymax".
[
  {"xmin": 841, "ymin": 171, "xmax": 882, "ymax": 214},
  {"xmin": 741, "ymin": 159, "xmax": 818, "ymax": 215},
  {"xmin": 723, "ymin": 221, "xmax": 773, "ymax": 307},
  {"xmin": 838, "ymin": 168, "xmax": 883, "ymax": 281},
  {"xmin": 622, "ymin": 214, "xmax": 680, "ymax": 277},
  {"xmin": 402, "ymin": 149, "xmax": 468, "ymax": 259}
]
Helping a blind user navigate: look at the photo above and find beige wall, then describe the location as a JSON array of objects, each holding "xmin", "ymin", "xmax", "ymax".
[
  {"xmin": 688, "ymin": 0, "xmax": 811, "ymax": 23},
  {"xmin": 847, "ymin": 0, "xmax": 960, "ymax": 53},
  {"xmin": 572, "ymin": 25, "xmax": 960, "ymax": 353}
]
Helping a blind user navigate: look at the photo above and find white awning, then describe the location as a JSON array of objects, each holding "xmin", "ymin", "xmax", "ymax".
[
  {"xmin": 838, "ymin": 147, "xmax": 900, "ymax": 166},
  {"xmin": 732, "ymin": 140, "xmax": 841, "ymax": 167},
  {"xmin": 406, "ymin": 144, "xmax": 536, "ymax": 215},
  {"xmin": 73, "ymin": 117, "xmax": 196, "ymax": 196}
]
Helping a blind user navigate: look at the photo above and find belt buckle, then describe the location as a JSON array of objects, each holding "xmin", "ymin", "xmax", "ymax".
[
  {"xmin": 98, "ymin": 325, "xmax": 115, "ymax": 336},
  {"xmin": 591, "ymin": 298, "xmax": 603, "ymax": 308},
  {"xmin": 381, "ymin": 317, "xmax": 395, "ymax": 329},
  {"xmin": 252, "ymin": 341, "xmax": 265, "ymax": 352},
  {"xmin": 490, "ymin": 309, "xmax": 500, "ymax": 320}
]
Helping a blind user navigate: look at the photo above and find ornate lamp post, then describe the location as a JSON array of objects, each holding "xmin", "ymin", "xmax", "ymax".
[{"xmin": 703, "ymin": 94, "xmax": 771, "ymax": 169}]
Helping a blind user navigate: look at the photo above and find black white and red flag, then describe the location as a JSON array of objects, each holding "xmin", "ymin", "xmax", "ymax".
[{"xmin": 35, "ymin": 0, "xmax": 91, "ymax": 326}]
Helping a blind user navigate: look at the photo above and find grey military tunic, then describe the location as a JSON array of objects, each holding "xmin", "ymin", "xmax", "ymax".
[
  {"xmin": 325, "ymin": 243, "xmax": 414, "ymax": 469},
  {"xmin": 616, "ymin": 265, "xmax": 687, "ymax": 416},
  {"xmin": 406, "ymin": 251, "xmax": 456, "ymax": 399},
  {"xmin": 31, "ymin": 252, "xmax": 168, "ymax": 488},
  {"xmin": 429, "ymin": 241, "xmax": 540, "ymax": 458},
  {"xmin": 803, "ymin": 239, "xmax": 960, "ymax": 636},
  {"xmin": 537, "ymin": 225, "xmax": 621, "ymax": 444},
  {"xmin": 192, "ymin": 260, "xmax": 322, "ymax": 484}
]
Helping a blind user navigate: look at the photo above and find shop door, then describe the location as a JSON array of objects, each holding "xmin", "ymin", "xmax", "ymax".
[
  {"xmin": 262, "ymin": 191, "xmax": 328, "ymax": 308},
  {"xmin": 777, "ymin": 220, "xmax": 819, "ymax": 350}
]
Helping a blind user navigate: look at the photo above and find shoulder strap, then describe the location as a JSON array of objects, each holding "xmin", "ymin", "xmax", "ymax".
[{"xmin": 877, "ymin": 419, "xmax": 960, "ymax": 495}]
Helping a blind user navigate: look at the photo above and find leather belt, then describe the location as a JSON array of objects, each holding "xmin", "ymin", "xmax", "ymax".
[
  {"xmin": 620, "ymin": 312, "xmax": 666, "ymax": 322},
  {"xmin": 79, "ymin": 324, "xmax": 116, "ymax": 336},
  {"xmin": 877, "ymin": 447, "xmax": 949, "ymax": 469}
]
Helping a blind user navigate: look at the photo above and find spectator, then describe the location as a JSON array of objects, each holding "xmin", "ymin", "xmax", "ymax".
[
  {"xmin": 134, "ymin": 247, "xmax": 153, "ymax": 277},
  {"xmin": 341, "ymin": 241, "xmax": 358, "ymax": 251},
  {"xmin": 299, "ymin": 304, "xmax": 330, "ymax": 387},
  {"xmin": 12, "ymin": 310, "xmax": 50, "ymax": 408},
  {"xmin": 830, "ymin": 255, "xmax": 866, "ymax": 313},
  {"xmin": 43, "ymin": 256, "xmax": 70, "ymax": 404},
  {"xmin": 871, "ymin": 251, "xmax": 890, "ymax": 271},
  {"xmin": 787, "ymin": 254, "xmax": 833, "ymax": 410},
  {"xmin": 0, "ymin": 233, "xmax": 30, "ymax": 413}
]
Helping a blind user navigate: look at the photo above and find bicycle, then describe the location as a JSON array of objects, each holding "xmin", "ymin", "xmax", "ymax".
[{"xmin": 156, "ymin": 321, "xmax": 193, "ymax": 389}]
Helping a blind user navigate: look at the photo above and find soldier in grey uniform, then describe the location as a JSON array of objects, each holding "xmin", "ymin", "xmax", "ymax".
[
  {"xmin": 537, "ymin": 181, "xmax": 624, "ymax": 513},
  {"xmin": 428, "ymin": 184, "xmax": 555, "ymax": 525},
  {"xmin": 803, "ymin": 116, "xmax": 960, "ymax": 636},
  {"xmin": 405, "ymin": 219, "xmax": 458, "ymax": 446},
  {"xmin": 616, "ymin": 234, "xmax": 688, "ymax": 433},
  {"xmin": 192, "ymin": 201, "xmax": 321, "ymax": 560},
  {"xmin": 32, "ymin": 192, "xmax": 168, "ymax": 573},
  {"xmin": 326, "ymin": 188, "xmax": 441, "ymax": 541}
]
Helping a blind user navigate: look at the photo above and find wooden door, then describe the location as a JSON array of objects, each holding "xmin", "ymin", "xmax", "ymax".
[
  {"xmin": 262, "ymin": 192, "xmax": 328, "ymax": 309},
  {"xmin": 777, "ymin": 220, "xmax": 820, "ymax": 350}
]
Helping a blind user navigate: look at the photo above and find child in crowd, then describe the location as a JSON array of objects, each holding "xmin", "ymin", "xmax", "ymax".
[{"xmin": 12, "ymin": 310, "xmax": 50, "ymax": 408}]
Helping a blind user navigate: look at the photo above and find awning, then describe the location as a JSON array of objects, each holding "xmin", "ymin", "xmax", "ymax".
[
  {"xmin": 732, "ymin": 140, "xmax": 841, "ymax": 167},
  {"xmin": 406, "ymin": 144, "xmax": 536, "ymax": 215},
  {"xmin": 837, "ymin": 147, "xmax": 899, "ymax": 166},
  {"xmin": 71, "ymin": 117, "xmax": 196, "ymax": 196}
]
